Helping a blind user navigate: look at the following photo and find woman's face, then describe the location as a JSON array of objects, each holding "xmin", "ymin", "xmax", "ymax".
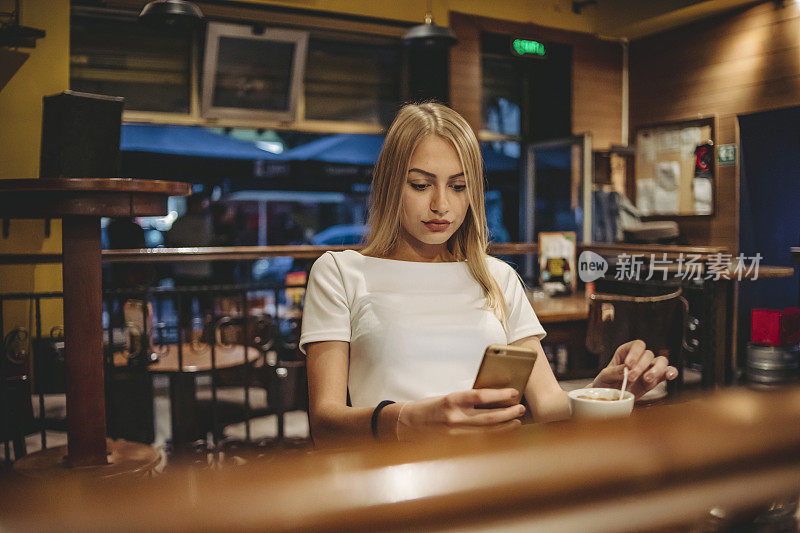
[{"xmin": 398, "ymin": 135, "xmax": 470, "ymax": 256}]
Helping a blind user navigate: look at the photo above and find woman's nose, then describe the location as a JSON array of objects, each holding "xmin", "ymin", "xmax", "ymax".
[{"xmin": 430, "ymin": 187, "xmax": 449, "ymax": 214}]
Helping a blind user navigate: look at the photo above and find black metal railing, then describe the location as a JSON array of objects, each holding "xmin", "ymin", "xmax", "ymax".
[{"xmin": 1, "ymin": 280, "xmax": 311, "ymax": 465}]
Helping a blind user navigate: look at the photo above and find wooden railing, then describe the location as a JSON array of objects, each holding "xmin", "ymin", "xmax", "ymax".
[{"xmin": 0, "ymin": 242, "xmax": 736, "ymax": 265}]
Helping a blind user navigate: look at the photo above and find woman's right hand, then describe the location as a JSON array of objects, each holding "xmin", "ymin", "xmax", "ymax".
[{"xmin": 396, "ymin": 388, "xmax": 526, "ymax": 441}]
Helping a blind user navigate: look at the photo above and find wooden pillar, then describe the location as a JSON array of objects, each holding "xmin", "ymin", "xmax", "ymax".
[{"xmin": 62, "ymin": 216, "xmax": 108, "ymax": 466}]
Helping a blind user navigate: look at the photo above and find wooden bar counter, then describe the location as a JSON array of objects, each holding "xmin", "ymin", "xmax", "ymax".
[{"xmin": 2, "ymin": 385, "xmax": 800, "ymax": 531}]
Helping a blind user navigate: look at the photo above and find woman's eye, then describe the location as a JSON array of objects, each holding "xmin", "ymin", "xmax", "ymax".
[
  {"xmin": 451, "ymin": 184, "xmax": 467, "ymax": 192},
  {"xmin": 410, "ymin": 183, "xmax": 429, "ymax": 191}
]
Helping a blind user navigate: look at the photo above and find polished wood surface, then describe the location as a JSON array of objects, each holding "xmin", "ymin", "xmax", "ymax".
[
  {"xmin": 113, "ymin": 343, "xmax": 261, "ymax": 373},
  {"xmin": 100, "ymin": 242, "xmax": 540, "ymax": 263},
  {"xmin": 5, "ymin": 242, "xmax": 755, "ymax": 265},
  {"xmin": 743, "ymin": 265, "xmax": 794, "ymax": 279},
  {"xmin": 0, "ymin": 177, "xmax": 191, "ymax": 194},
  {"xmin": 583, "ymin": 242, "xmax": 729, "ymax": 258},
  {"xmin": 13, "ymin": 439, "xmax": 160, "ymax": 480},
  {"xmin": 103, "ymin": 245, "xmax": 360, "ymax": 262},
  {"xmin": 528, "ymin": 292, "xmax": 589, "ymax": 323},
  {"xmin": 3, "ymin": 386, "xmax": 800, "ymax": 531},
  {"xmin": 0, "ymin": 178, "xmax": 191, "ymax": 218}
]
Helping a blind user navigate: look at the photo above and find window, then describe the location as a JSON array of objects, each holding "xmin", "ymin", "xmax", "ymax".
[
  {"xmin": 304, "ymin": 36, "xmax": 402, "ymax": 126},
  {"xmin": 482, "ymin": 56, "xmax": 523, "ymax": 138},
  {"xmin": 70, "ymin": 9, "xmax": 191, "ymax": 114},
  {"xmin": 70, "ymin": 6, "xmax": 404, "ymax": 130},
  {"xmin": 481, "ymin": 141, "xmax": 521, "ymax": 243}
]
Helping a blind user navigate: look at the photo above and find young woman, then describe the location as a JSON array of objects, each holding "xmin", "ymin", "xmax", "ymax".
[{"xmin": 300, "ymin": 102, "xmax": 677, "ymax": 445}]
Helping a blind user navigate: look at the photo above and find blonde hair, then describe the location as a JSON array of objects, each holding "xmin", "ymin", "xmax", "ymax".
[{"xmin": 362, "ymin": 102, "xmax": 508, "ymax": 324}]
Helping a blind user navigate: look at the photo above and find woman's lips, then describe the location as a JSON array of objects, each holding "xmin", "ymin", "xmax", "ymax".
[{"xmin": 423, "ymin": 221, "xmax": 451, "ymax": 232}]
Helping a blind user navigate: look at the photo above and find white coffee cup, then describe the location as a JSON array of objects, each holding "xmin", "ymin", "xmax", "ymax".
[{"xmin": 568, "ymin": 388, "xmax": 634, "ymax": 419}]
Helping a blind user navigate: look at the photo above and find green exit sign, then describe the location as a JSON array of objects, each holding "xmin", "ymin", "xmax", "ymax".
[
  {"xmin": 717, "ymin": 144, "xmax": 736, "ymax": 165},
  {"xmin": 512, "ymin": 39, "xmax": 546, "ymax": 57}
]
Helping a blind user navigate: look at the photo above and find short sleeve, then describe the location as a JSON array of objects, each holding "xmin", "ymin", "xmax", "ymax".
[
  {"xmin": 299, "ymin": 252, "xmax": 351, "ymax": 354},
  {"xmin": 498, "ymin": 263, "xmax": 547, "ymax": 344}
]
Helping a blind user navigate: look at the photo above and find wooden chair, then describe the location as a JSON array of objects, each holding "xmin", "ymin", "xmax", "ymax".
[{"xmin": 1, "ymin": 327, "xmax": 35, "ymax": 461}]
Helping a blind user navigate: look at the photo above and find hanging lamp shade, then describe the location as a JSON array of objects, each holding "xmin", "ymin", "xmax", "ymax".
[
  {"xmin": 402, "ymin": 14, "xmax": 457, "ymax": 47},
  {"xmin": 139, "ymin": 0, "xmax": 204, "ymax": 26}
]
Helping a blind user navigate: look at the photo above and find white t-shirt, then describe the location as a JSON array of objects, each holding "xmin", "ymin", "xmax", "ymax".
[{"xmin": 299, "ymin": 250, "xmax": 546, "ymax": 408}]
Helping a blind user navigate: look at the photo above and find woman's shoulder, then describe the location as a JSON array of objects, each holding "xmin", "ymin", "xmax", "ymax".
[
  {"xmin": 486, "ymin": 255, "xmax": 516, "ymax": 277},
  {"xmin": 486, "ymin": 255, "xmax": 526, "ymax": 291},
  {"xmin": 310, "ymin": 249, "xmax": 364, "ymax": 276}
]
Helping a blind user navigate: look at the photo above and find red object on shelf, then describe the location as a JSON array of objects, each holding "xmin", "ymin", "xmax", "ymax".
[{"xmin": 751, "ymin": 308, "xmax": 800, "ymax": 347}]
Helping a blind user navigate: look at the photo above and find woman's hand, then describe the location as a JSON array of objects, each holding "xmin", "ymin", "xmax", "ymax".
[
  {"xmin": 396, "ymin": 388, "xmax": 526, "ymax": 441},
  {"xmin": 592, "ymin": 340, "xmax": 679, "ymax": 398}
]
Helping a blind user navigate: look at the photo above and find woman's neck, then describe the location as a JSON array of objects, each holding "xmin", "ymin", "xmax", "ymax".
[{"xmin": 386, "ymin": 230, "xmax": 455, "ymax": 262}]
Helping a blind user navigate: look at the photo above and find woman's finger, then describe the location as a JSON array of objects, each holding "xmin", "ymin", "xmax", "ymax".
[
  {"xmin": 603, "ymin": 364, "xmax": 626, "ymax": 380},
  {"xmin": 464, "ymin": 404, "xmax": 526, "ymax": 425},
  {"xmin": 630, "ymin": 349, "xmax": 654, "ymax": 382},
  {"xmin": 665, "ymin": 366, "xmax": 679, "ymax": 380},
  {"xmin": 619, "ymin": 340, "xmax": 647, "ymax": 368},
  {"xmin": 458, "ymin": 388, "xmax": 519, "ymax": 408},
  {"xmin": 641, "ymin": 356, "xmax": 669, "ymax": 390},
  {"xmin": 642, "ymin": 356, "xmax": 669, "ymax": 383}
]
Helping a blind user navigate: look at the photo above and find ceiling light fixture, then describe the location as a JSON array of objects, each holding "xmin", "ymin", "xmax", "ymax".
[
  {"xmin": 139, "ymin": 0, "xmax": 204, "ymax": 27},
  {"xmin": 402, "ymin": 0, "xmax": 457, "ymax": 48}
]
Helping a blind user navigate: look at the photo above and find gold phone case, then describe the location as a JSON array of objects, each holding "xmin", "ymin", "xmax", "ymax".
[{"xmin": 473, "ymin": 344, "xmax": 538, "ymax": 408}]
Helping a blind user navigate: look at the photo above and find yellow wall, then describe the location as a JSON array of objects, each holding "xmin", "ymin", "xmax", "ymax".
[
  {"xmin": 0, "ymin": 0, "xmax": 69, "ymax": 334},
  {"xmin": 233, "ymin": 0, "xmax": 596, "ymax": 34},
  {"xmin": 230, "ymin": 0, "xmax": 758, "ymax": 38}
]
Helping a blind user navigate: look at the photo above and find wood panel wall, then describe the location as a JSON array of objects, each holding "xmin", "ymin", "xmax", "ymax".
[
  {"xmin": 449, "ymin": 12, "xmax": 623, "ymax": 150},
  {"xmin": 630, "ymin": 1, "xmax": 800, "ymax": 251}
]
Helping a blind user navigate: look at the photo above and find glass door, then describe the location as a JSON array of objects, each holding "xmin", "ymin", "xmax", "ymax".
[{"xmin": 520, "ymin": 134, "xmax": 592, "ymax": 281}]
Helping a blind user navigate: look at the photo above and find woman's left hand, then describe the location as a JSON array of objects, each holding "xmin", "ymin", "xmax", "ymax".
[{"xmin": 591, "ymin": 340, "xmax": 679, "ymax": 398}]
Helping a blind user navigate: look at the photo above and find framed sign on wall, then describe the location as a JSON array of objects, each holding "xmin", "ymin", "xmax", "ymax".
[{"xmin": 634, "ymin": 117, "xmax": 715, "ymax": 216}]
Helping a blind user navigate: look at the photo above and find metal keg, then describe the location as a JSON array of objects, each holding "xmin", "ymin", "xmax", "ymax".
[{"xmin": 746, "ymin": 343, "xmax": 800, "ymax": 384}]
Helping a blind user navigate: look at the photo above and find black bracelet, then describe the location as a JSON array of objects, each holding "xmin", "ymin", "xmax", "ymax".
[{"xmin": 370, "ymin": 400, "xmax": 396, "ymax": 440}]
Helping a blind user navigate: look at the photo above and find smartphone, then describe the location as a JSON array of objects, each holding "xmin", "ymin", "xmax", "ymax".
[{"xmin": 472, "ymin": 344, "xmax": 538, "ymax": 408}]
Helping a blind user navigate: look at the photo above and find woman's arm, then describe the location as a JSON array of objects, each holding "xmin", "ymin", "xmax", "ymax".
[
  {"xmin": 306, "ymin": 340, "xmax": 528, "ymax": 446},
  {"xmin": 514, "ymin": 336, "xmax": 571, "ymax": 423},
  {"xmin": 516, "ymin": 337, "xmax": 680, "ymax": 423},
  {"xmin": 306, "ymin": 340, "xmax": 400, "ymax": 447}
]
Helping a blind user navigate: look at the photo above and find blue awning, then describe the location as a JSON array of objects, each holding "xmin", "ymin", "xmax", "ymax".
[
  {"xmin": 281, "ymin": 134, "xmax": 386, "ymax": 166},
  {"xmin": 121, "ymin": 124, "xmax": 281, "ymax": 160},
  {"xmin": 121, "ymin": 125, "xmax": 519, "ymax": 171}
]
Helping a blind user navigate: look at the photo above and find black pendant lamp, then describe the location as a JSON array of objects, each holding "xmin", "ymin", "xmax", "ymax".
[
  {"xmin": 403, "ymin": 8, "xmax": 457, "ymax": 48},
  {"xmin": 139, "ymin": 0, "xmax": 204, "ymax": 26}
]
